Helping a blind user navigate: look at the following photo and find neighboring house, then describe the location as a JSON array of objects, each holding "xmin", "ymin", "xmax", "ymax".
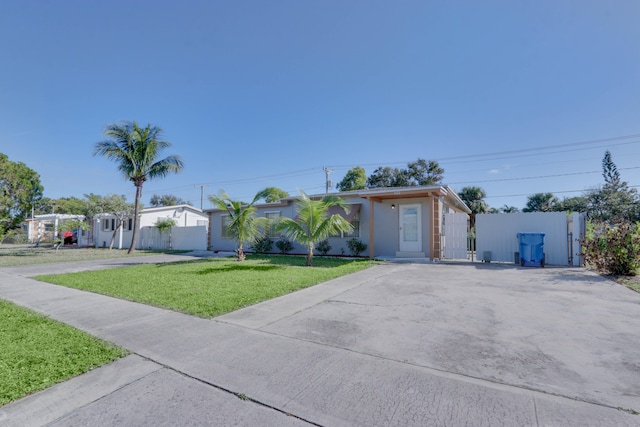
[
  {"xmin": 22, "ymin": 214, "xmax": 86, "ymax": 245},
  {"xmin": 92, "ymin": 204, "xmax": 208, "ymax": 250},
  {"xmin": 206, "ymin": 186, "xmax": 471, "ymax": 260}
]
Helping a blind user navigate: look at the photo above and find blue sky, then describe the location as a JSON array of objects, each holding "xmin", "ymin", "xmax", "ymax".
[{"xmin": 2, "ymin": 0, "xmax": 639, "ymax": 211}]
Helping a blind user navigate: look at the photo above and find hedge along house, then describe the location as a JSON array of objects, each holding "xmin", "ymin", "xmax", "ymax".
[{"xmin": 206, "ymin": 186, "xmax": 471, "ymax": 260}]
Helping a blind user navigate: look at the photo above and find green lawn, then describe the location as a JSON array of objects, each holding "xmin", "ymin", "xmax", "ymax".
[
  {"xmin": 0, "ymin": 299, "xmax": 126, "ymax": 406},
  {"xmin": 0, "ymin": 245, "xmax": 182, "ymax": 267},
  {"xmin": 37, "ymin": 255, "xmax": 377, "ymax": 318}
]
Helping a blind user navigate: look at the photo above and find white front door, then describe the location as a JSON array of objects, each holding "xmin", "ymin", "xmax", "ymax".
[{"xmin": 399, "ymin": 204, "xmax": 422, "ymax": 252}]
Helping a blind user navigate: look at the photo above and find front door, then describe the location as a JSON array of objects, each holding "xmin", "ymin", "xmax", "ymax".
[{"xmin": 399, "ymin": 204, "xmax": 422, "ymax": 252}]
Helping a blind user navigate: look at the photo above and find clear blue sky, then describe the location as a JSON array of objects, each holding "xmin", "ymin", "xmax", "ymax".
[{"xmin": 2, "ymin": 0, "xmax": 639, "ymax": 211}]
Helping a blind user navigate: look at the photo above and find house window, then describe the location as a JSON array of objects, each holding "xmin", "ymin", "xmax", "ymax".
[
  {"xmin": 221, "ymin": 215, "xmax": 232, "ymax": 239},
  {"xmin": 103, "ymin": 219, "xmax": 113, "ymax": 231},
  {"xmin": 265, "ymin": 212, "xmax": 280, "ymax": 238},
  {"xmin": 343, "ymin": 213, "xmax": 360, "ymax": 238},
  {"xmin": 127, "ymin": 218, "xmax": 133, "ymax": 231}
]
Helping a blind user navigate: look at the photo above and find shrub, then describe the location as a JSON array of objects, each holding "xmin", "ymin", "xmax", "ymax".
[
  {"xmin": 316, "ymin": 239, "xmax": 331, "ymax": 256},
  {"xmin": 275, "ymin": 238, "xmax": 294, "ymax": 254},
  {"xmin": 580, "ymin": 220, "xmax": 640, "ymax": 276},
  {"xmin": 251, "ymin": 235, "xmax": 273, "ymax": 254},
  {"xmin": 346, "ymin": 238, "xmax": 367, "ymax": 257}
]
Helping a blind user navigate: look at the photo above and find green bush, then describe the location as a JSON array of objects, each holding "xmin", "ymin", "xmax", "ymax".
[
  {"xmin": 316, "ymin": 239, "xmax": 331, "ymax": 256},
  {"xmin": 275, "ymin": 238, "xmax": 294, "ymax": 254},
  {"xmin": 580, "ymin": 221, "xmax": 640, "ymax": 276},
  {"xmin": 251, "ymin": 235, "xmax": 273, "ymax": 254},
  {"xmin": 346, "ymin": 238, "xmax": 367, "ymax": 257}
]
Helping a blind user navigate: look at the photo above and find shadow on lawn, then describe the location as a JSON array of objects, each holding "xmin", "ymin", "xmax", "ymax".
[{"xmin": 196, "ymin": 264, "xmax": 284, "ymax": 274}]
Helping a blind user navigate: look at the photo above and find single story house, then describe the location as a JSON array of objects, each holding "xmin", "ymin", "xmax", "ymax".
[
  {"xmin": 206, "ymin": 186, "xmax": 471, "ymax": 260},
  {"xmin": 22, "ymin": 214, "xmax": 86, "ymax": 245},
  {"xmin": 92, "ymin": 204, "xmax": 208, "ymax": 249}
]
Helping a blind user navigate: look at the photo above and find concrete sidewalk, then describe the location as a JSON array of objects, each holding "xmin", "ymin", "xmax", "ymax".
[{"xmin": 0, "ymin": 257, "xmax": 638, "ymax": 426}]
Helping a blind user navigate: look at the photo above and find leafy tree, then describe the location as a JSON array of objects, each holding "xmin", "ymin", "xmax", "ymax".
[
  {"xmin": 458, "ymin": 186, "xmax": 488, "ymax": 228},
  {"xmin": 336, "ymin": 166, "xmax": 367, "ymax": 192},
  {"xmin": 33, "ymin": 197, "xmax": 54, "ymax": 215},
  {"xmin": 366, "ymin": 158, "xmax": 444, "ymax": 188},
  {"xmin": 86, "ymin": 193, "xmax": 135, "ymax": 250},
  {"xmin": 261, "ymin": 187, "xmax": 289, "ymax": 203},
  {"xmin": 94, "ymin": 121, "xmax": 184, "ymax": 254},
  {"xmin": 155, "ymin": 218, "xmax": 177, "ymax": 250},
  {"xmin": 150, "ymin": 194, "xmax": 187, "ymax": 207},
  {"xmin": 0, "ymin": 153, "xmax": 43, "ymax": 236},
  {"xmin": 554, "ymin": 196, "xmax": 588, "ymax": 213},
  {"xmin": 276, "ymin": 191, "xmax": 353, "ymax": 266},
  {"xmin": 602, "ymin": 150, "xmax": 620, "ymax": 189},
  {"xmin": 523, "ymin": 193, "xmax": 558, "ymax": 212},
  {"xmin": 51, "ymin": 197, "xmax": 87, "ymax": 215},
  {"xmin": 209, "ymin": 188, "xmax": 271, "ymax": 261}
]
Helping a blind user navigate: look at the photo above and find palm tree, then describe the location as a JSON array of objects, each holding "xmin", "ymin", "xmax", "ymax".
[
  {"xmin": 94, "ymin": 121, "xmax": 184, "ymax": 254},
  {"xmin": 276, "ymin": 191, "xmax": 353, "ymax": 266},
  {"xmin": 458, "ymin": 186, "xmax": 488, "ymax": 228},
  {"xmin": 209, "ymin": 189, "xmax": 271, "ymax": 261}
]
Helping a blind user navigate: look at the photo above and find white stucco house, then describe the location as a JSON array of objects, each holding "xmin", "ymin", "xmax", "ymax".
[
  {"xmin": 206, "ymin": 186, "xmax": 471, "ymax": 260},
  {"xmin": 92, "ymin": 204, "xmax": 208, "ymax": 250}
]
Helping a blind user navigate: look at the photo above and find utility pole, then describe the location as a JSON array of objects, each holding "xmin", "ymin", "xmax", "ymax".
[
  {"xmin": 323, "ymin": 167, "xmax": 334, "ymax": 194},
  {"xmin": 194, "ymin": 184, "xmax": 208, "ymax": 210}
]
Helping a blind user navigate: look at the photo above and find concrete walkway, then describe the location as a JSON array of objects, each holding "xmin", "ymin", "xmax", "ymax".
[{"xmin": 0, "ymin": 255, "xmax": 639, "ymax": 426}]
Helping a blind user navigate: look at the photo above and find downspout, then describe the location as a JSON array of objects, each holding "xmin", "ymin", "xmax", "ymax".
[{"xmin": 368, "ymin": 198, "xmax": 375, "ymax": 258}]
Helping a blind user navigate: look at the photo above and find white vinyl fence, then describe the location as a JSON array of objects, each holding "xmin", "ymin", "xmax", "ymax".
[
  {"xmin": 139, "ymin": 226, "xmax": 207, "ymax": 251},
  {"xmin": 476, "ymin": 212, "xmax": 584, "ymax": 266}
]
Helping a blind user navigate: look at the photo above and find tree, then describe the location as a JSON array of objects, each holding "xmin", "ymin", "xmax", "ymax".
[
  {"xmin": 523, "ymin": 193, "xmax": 558, "ymax": 212},
  {"xmin": 457, "ymin": 186, "xmax": 488, "ymax": 228},
  {"xmin": 51, "ymin": 197, "xmax": 87, "ymax": 214},
  {"xmin": 0, "ymin": 153, "xmax": 43, "ymax": 236},
  {"xmin": 276, "ymin": 191, "xmax": 353, "ymax": 266},
  {"xmin": 366, "ymin": 158, "xmax": 444, "ymax": 188},
  {"xmin": 209, "ymin": 189, "xmax": 271, "ymax": 261},
  {"xmin": 150, "ymin": 194, "xmax": 187, "ymax": 207},
  {"xmin": 336, "ymin": 166, "xmax": 367, "ymax": 192},
  {"xmin": 554, "ymin": 196, "xmax": 588, "ymax": 213},
  {"xmin": 586, "ymin": 151, "xmax": 639, "ymax": 221},
  {"xmin": 94, "ymin": 121, "xmax": 184, "ymax": 254},
  {"xmin": 501, "ymin": 205, "xmax": 520, "ymax": 213},
  {"xmin": 85, "ymin": 193, "xmax": 135, "ymax": 250},
  {"xmin": 261, "ymin": 187, "xmax": 289, "ymax": 203}
]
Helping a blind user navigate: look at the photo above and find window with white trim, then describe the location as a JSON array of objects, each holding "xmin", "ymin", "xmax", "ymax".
[{"xmin": 265, "ymin": 211, "xmax": 281, "ymax": 238}]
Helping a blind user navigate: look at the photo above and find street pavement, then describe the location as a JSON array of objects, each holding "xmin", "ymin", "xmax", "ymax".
[{"xmin": 0, "ymin": 254, "xmax": 639, "ymax": 426}]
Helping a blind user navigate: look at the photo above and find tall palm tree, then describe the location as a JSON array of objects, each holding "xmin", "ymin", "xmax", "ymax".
[
  {"xmin": 276, "ymin": 191, "xmax": 353, "ymax": 266},
  {"xmin": 209, "ymin": 189, "xmax": 271, "ymax": 261},
  {"xmin": 458, "ymin": 186, "xmax": 488, "ymax": 228},
  {"xmin": 94, "ymin": 121, "xmax": 184, "ymax": 254}
]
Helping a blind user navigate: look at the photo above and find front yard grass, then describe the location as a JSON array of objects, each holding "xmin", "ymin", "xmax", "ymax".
[
  {"xmin": 0, "ymin": 299, "xmax": 126, "ymax": 406},
  {"xmin": 36, "ymin": 255, "xmax": 378, "ymax": 318},
  {"xmin": 0, "ymin": 245, "xmax": 184, "ymax": 267}
]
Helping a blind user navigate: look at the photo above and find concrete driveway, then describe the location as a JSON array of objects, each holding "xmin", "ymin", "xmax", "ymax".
[
  {"xmin": 1, "ymin": 258, "xmax": 639, "ymax": 426},
  {"xmin": 219, "ymin": 262, "xmax": 640, "ymax": 419}
]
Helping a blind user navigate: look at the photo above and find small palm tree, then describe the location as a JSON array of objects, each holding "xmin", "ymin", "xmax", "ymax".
[
  {"xmin": 276, "ymin": 191, "xmax": 353, "ymax": 266},
  {"xmin": 94, "ymin": 121, "xmax": 184, "ymax": 254},
  {"xmin": 209, "ymin": 189, "xmax": 271, "ymax": 261}
]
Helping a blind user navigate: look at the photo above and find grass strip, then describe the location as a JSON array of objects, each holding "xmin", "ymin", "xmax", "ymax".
[
  {"xmin": 0, "ymin": 245, "xmax": 188, "ymax": 267},
  {"xmin": 0, "ymin": 299, "xmax": 126, "ymax": 406},
  {"xmin": 37, "ymin": 255, "xmax": 377, "ymax": 318}
]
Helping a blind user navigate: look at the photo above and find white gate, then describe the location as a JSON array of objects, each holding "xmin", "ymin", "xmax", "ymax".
[{"xmin": 443, "ymin": 212, "xmax": 468, "ymax": 259}]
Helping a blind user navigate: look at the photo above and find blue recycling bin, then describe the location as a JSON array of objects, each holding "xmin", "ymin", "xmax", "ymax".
[{"xmin": 517, "ymin": 232, "xmax": 545, "ymax": 267}]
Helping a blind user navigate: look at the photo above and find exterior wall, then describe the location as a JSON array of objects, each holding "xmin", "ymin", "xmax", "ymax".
[
  {"xmin": 476, "ymin": 212, "xmax": 571, "ymax": 265},
  {"xmin": 139, "ymin": 206, "xmax": 208, "ymax": 228}
]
